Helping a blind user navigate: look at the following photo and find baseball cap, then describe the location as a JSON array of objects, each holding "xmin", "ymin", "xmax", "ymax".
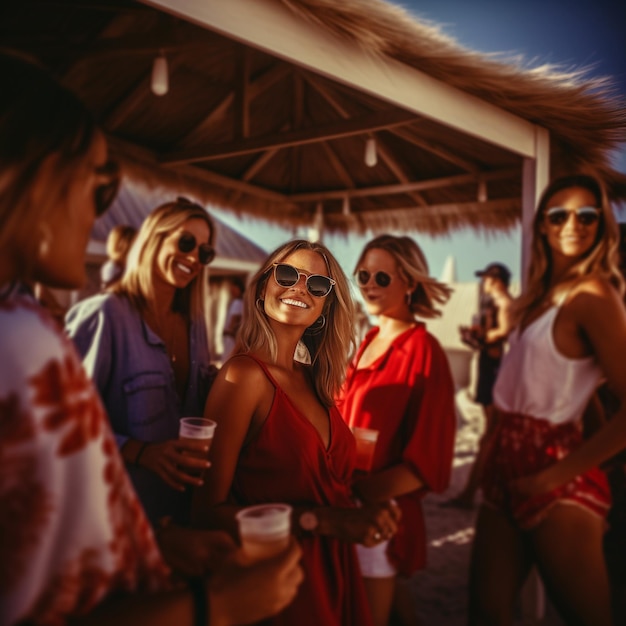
[{"xmin": 475, "ymin": 262, "xmax": 511, "ymax": 286}]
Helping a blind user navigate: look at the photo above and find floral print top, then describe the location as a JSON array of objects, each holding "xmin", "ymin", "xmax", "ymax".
[{"xmin": 0, "ymin": 284, "xmax": 171, "ymax": 626}]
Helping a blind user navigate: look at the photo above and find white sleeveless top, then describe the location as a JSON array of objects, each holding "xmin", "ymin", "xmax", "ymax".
[{"xmin": 492, "ymin": 305, "xmax": 603, "ymax": 425}]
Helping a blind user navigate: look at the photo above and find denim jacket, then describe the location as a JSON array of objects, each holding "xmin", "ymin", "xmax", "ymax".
[{"xmin": 65, "ymin": 292, "xmax": 213, "ymax": 524}]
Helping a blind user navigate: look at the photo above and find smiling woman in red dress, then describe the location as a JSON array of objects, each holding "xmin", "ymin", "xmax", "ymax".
[
  {"xmin": 194, "ymin": 240, "xmax": 402, "ymax": 626},
  {"xmin": 336, "ymin": 234, "xmax": 457, "ymax": 626}
]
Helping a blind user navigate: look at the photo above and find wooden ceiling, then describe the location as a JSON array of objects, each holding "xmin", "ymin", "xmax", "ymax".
[{"xmin": 2, "ymin": 0, "xmax": 625, "ymax": 235}]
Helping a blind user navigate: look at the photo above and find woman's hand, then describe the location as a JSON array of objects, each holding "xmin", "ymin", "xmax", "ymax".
[
  {"xmin": 156, "ymin": 518, "xmax": 236, "ymax": 578},
  {"xmin": 318, "ymin": 500, "xmax": 401, "ymax": 546},
  {"xmin": 208, "ymin": 538, "xmax": 304, "ymax": 626},
  {"xmin": 511, "ymin": 468, "xmax": 559, "ymax": 498},
  {"xmin": 139, "ymin": 439, "xmax": 211, "ymax": 491}
]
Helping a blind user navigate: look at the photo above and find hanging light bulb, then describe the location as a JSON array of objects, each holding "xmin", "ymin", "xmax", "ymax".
[
  {"xmin": 151, "ymin": 53, "xmax": 169, "ymax": 96},
  {"xmin": 342, "ymin": 196, "xmax": 351, "ymax": 216},
  {"xmin": 364, "ymin": 137, "xmax": 377, "ymax": 167}
]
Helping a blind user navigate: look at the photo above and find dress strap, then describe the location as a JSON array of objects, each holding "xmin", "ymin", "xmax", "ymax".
[{"xmin": 236, "ymin": 353, "xmax": 280, "ymax": 389}]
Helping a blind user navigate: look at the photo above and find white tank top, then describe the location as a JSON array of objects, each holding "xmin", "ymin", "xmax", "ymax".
[{"xmin": 493, "ymin": 305, "xmax": 603, "ymax": 425}]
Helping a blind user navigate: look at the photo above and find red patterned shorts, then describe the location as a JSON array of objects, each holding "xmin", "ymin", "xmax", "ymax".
[{"xmin": 481, "ymin": 411, "xmax": 611, "ymax": 529}]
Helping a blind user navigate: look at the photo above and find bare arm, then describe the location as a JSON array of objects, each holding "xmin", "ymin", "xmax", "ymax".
[
  {"xmin": 71, "ymin": 539, "xmax": 304, "ymax": 626},
  {"xmin": 485, "ymin": 295, "xmax": 513, "ymax": 344},
  {"xmin": 192, "ymin": 356, "xmax": 267, "ymax": 530},
  {"xmin": 352, "ymin": 463, "xmax": 424, "ymax": 503},
  {"xmin": 518, "ymin": 279, "xmax": 626, "ymax": 494}
]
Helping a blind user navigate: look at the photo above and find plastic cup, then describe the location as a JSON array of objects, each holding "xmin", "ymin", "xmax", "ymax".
[
  {"xmin": 352, "ymin": 426, "xmax": 379, "ymax": 472},
  {"xmin": 236, "ymin": 503, "xmax": 292, "ymax": 562},
  {"xmin": 179, "ymin": 417, "xmax": 217, "ymax": 475}
]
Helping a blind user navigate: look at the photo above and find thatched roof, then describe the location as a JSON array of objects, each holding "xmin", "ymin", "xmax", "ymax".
[{"xmin": 3, "ymin": 0, "xmax": 625, "ymax": 236}]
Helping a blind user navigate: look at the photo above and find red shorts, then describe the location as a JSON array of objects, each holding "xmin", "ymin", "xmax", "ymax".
[{"xmin": 481, "ymin": 411, "xmax": 611, "ymax": 529}]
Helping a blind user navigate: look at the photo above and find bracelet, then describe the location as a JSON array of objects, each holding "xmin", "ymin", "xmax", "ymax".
[
  {"xmin": 189, "ymin": 577, "xmax": 209, "ymax": 626},
  {"xmin": 135, "ymin": 442, "xmax": 148, "ymax": 465}
]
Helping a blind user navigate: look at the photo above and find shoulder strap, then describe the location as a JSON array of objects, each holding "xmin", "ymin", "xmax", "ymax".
[{"xmin": 235, "ymin": 353, "xmax": 280, "ymax": 389}]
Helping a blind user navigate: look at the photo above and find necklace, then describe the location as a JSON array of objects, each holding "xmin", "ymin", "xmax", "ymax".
[{"xmin": 147, "ymin": 309, "xmax": 178, "ymax": 364}]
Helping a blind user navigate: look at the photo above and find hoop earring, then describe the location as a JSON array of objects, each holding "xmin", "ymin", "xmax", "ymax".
[{"xmin": 305, "ymin": 314, "xmax": 326, "ymax": 335}]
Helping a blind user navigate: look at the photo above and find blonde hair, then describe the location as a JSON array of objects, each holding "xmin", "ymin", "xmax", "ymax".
[
  {"xmin": 236, "ymin": 240, "xmax": 357, "ymax": 407},
  {"xmin": 0, "ymin": 50, "xmax": 98, "ymax": 283},
  {"xmin": 513, "ymin": 174, "xmax": 624, "ymax": 324},
  {"xmin": 113, "ymin": 198, "xmax": 215, "ymax": 323},
  {"xmin": 355, "ymin": 234, "xmax": 452, "ymax": 318},
  {"xmin": 106, "ymin": 224, "xmax": 136, "ymax": 263}
]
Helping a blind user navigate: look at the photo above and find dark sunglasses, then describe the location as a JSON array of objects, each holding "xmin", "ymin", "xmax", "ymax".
[
  {"xmin": 356, "ymin": 269, "xmax": 392, "ymax": 288},
  {"xmin": 94, "ymin": 161, "xmax": 121, "ymax": 217},
  {"xmin": 178, "ymin": 232, "xmax": 215, "ymax": 265},
  {"xmin": 544, "ymin": 206, "xmax": 600, "ymax": 227},
  {"xmin": 272, "ymin": 263, "xmax": 336, "ymax": 297}
]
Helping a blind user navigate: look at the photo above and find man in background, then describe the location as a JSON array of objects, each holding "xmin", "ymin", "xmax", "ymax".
[{"xmin": 448, "ymin": 262, "xmax": 513, "ymax": 508}]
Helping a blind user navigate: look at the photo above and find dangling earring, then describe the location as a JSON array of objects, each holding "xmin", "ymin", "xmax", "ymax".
[
  {"xmin": 305, "ymin": 314, "xmax": 326, "ymax": 335},
  {"xmin": 38, "ymin": 224, "xmax": 52, "ymax": 259},
  {"xmin": 405, "ymin": 291, "xmax": 412, "ymax": 306}
]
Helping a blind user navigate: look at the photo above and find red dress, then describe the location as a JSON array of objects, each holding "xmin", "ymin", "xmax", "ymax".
[
  {"xmin": 230, "ymin": 356, "xmax": 373, "ymax": 626},
  {"xmin": 337, "ymin": 324, "xmax": 456, "ymax": 576}
]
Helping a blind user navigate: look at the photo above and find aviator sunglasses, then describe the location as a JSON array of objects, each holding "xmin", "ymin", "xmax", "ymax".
[
  {"xmin": 178, "ymin": 232, "xmax": 215, "ymax": 265},
  {"xmin": 356, "ymin": 269, "xmax": 392, "ymax": 288},
  {"xmin": 272, "ymin": 263, "xmax": 336, "ymax": 297},
  {"xmin": 544, "ymin": 206, "xmax": 600, "ymax": 227},
  {"xmin": 94, "ymin": 160, "xmax": 121, "ymax": 217}
]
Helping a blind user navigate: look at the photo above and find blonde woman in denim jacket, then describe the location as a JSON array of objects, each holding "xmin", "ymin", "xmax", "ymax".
[{"xmin": 66, "ymin": 198, "xmax": 218, "ymax": 524}]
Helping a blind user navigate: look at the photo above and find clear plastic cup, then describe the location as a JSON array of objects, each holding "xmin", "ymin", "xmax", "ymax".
[
  {"xmin": 236, "ymin": 503, "xmax": 292, "ymax": 562},
  {"xmin": 179, "ymin": 417, "xmax": 217, "ymax": 475},
  {"xmin": 352, "ymin": 426, "xmax": 379, "ymax": 472}
]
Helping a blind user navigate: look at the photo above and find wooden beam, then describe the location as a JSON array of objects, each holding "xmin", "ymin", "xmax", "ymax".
[
  {"xmin": 390, "ymin": 127, "xmax": 479, "ymax": 173},
  {"xmin": 107, "ymin": 135, "xmax": 287, "ymax": 202},
  {"xmin": 374, "ymin": 136, "xmax": 427, "ymax": 207},
  {"xmin": 177, "ymin": 62, "xmax": 292, "ymax": 147},
  {"xmin": 289, "ymin": 168, "xmax": 518, "ymax": 202},
  {"xmin": 235, "ymin": 46, "xmax": 251, "ymax": 139},
  {"xmin": 104, "ymin": 56, "xmax": 183, "ymax": 131},
  {"xmin": 142, "ymin": 0, "xmax": 539, "ymax": 157},
  {"xmin": 162, "ymin": 109, "xmax": 417, "ymax": 165},
  {"xmin": 521, "ymin": 127, "xmax": 550, "ymax": 288},
  {"xmin": 321, "ymin": 142, "xmax": 355, "ymax": 189}
]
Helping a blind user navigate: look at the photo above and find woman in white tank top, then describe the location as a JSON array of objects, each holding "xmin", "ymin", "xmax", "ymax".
[{"xmin": 468, "ymin": 174, "xmax": 626, "ymax": 626}]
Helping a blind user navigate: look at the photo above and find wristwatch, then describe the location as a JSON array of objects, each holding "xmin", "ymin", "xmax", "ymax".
[{"xmin": 299, "ymin": 510, "xmax": 319, "ymax": 533}]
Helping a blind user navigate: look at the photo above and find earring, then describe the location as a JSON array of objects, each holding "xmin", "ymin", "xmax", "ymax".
[
  {"xmin": 405, "ymin": 291, "xmax": 412, "ymax": 306},
  {"xmin": 38, "ymin": 224, "xmax": 52, "ymax": 259},
  {"xmin": 256, "ymin": 298, "xmax": 265, "ymax": 311},
  {"xmin": 305, "ymin": 314, "xmax": 326, "ymax": 335}
]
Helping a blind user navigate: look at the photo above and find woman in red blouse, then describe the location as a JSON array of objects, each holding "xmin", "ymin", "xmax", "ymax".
[{"xmin": 337, "ymin": 234, "xmax": 457, "ymax": 626}]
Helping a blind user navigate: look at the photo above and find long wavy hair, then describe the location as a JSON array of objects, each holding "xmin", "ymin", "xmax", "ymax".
[
  {"xmin": 236, "ymin": 240, "xmax": 357, "ymax": 407},
  {"xmin": 513, "ymin": 174, "xmax": 624, "ymax": 324},
  {"xmin": 0, "ymin": 50, "xmax": 98, "ymax": 283},
  {"xmin": 113, "ymin": 198, "xmax": 215, "ymax": 324},
  {"xmin": 355, "ymin": 234, "xmax": 452, "ymax": 318}
]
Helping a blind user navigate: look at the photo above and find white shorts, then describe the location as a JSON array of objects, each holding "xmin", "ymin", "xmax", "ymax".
[{"xmin": 355, "ymin": 540, "xmax": 397, "ymax": 578}]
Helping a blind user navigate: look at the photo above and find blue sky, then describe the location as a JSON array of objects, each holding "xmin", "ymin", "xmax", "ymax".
[{"xmin": 212, "ymin": 0, "xmax": 626, "ymax": 284}]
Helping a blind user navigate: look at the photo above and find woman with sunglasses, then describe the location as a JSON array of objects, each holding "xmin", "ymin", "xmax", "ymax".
[
  {"xmin": 468, "ymin": 174, "xmax": 626, "ymax": 626},
  {"xmin": 193, "ymin": 240, "xmax": 401, "ymax": 626},
  {"xmin": 66, "ymin": 197, "xmax": 219, "ymax": 525},
  {"xmin": 336, "ymin": 234, "xmax": 456, "ymax": 626},
  {"xmin": 0, "ymin": 50, "xmax": 304, "ymax": 626}
]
